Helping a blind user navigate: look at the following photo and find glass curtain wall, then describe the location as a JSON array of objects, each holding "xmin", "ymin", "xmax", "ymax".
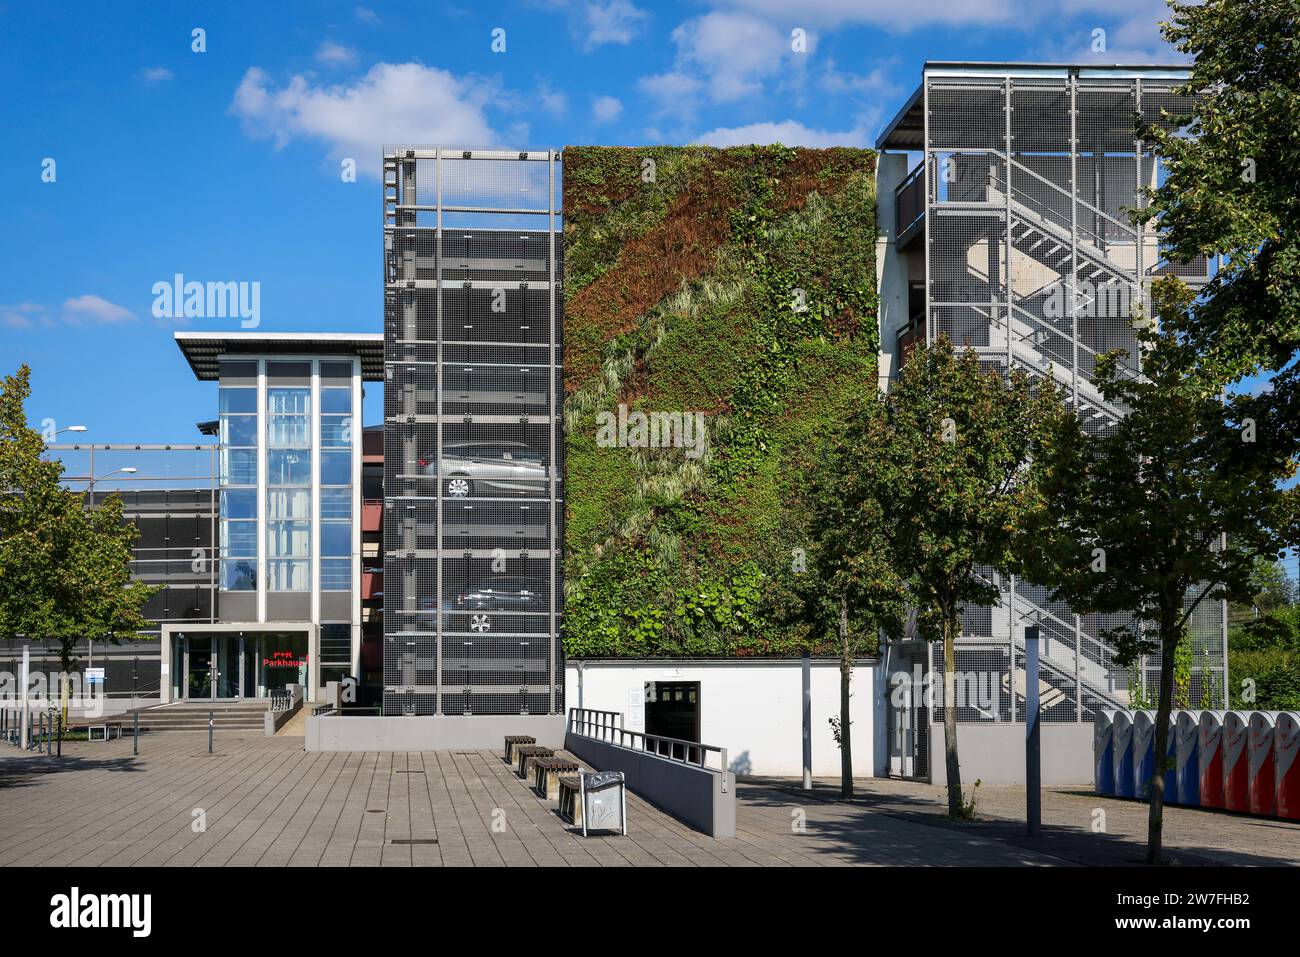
[{"xmin": 266, "ymin": 376, "xmax": 311, "ymax": 591}]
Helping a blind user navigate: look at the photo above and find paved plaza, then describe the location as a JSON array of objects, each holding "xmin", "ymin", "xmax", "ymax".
[{"xmin": 1, "ymin": 733, "xmax": 1296, "ymax": 867}]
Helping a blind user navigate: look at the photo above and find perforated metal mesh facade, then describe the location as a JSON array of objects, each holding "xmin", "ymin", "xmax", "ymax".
[
  {"xmin": 381, "ymin": 148, "xmax": 563, "ymax": 716},
  {"xmin": 920, "ymin": 71, "xmax": 1226, "ymax": 723}
]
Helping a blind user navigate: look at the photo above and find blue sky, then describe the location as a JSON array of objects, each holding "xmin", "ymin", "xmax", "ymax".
[{"xmin": 1, "ymin": 0, "xmax": 1187, "ymax": 442}]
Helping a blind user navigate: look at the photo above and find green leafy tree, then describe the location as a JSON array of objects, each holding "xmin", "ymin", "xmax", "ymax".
[
  {"xmin": 1027, "ymin": 315, "xmax": 1300, "ymax": 864},
  {"xmin": 0, "ymin": 365, "xmax": 157, "ymax": 720},
  {"xmin": 814, "ymin": 339, "xmax": 1070, "ymax": 815},
  {"xmin": 1136, "ymin": 0, "xmax": 1300, "ymax": 402}
]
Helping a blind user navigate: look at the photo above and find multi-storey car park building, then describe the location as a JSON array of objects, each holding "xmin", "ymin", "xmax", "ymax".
[
  {"xmin": 875, "ymin": 62, "xmax": 1227, "ymax": 782},
  {"xmin": 378, "ymin": 147, "xmax": 564, "ymax": 742}
]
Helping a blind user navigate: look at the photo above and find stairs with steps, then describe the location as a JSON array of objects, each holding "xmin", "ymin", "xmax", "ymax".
[{"xmin": 126, "ymin": 701, "xmax": 271, "ymax": 733}]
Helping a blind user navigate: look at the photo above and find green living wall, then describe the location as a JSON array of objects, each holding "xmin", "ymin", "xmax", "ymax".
[{"xmin": 563, "ymin": 145, "xmax": 878, "ymax": 658}]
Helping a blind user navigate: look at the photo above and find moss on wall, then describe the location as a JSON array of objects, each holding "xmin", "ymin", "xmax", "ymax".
[{"xmin": 563, "ymin": 145, "xmax": 878, "ymax": 658}]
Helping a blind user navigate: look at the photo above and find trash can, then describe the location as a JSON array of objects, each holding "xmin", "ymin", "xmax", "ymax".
[
  {"xmin": 578, "ymin": 771, "xmax": 627, "ymax": 837},
  {"xmin": 1276, "ymin": 712, "xmax": 1300, "ymax": 821},
  {"xmin": 1133, "ymin": 710, "xmax": 1157, "ymax": 801},
  {"xmin": 1162, "ymin": 712, "xmax": 1178, "ymax": 803},
  {"xmin": 1175, "ymin": 710, "xmax": 1201, "ymax": 807},
  {"xmin": 1113, "ymin": 711, "xmax": 1135, "ymax": 799},
  {"xmin": 1248, "ymin": 711, "xmax": 1277, "ymax": 817},
  {"xmin": 1223, "ymin": 710, "xmax": 1250, "ymax": 813},
  {"xmin": 1094, "ymin": 710, "xmax": 1116, "ymax": 796},
  {"xmin": 1199, "ymin": 711, "xmax": 1226, "ymax": 809}
]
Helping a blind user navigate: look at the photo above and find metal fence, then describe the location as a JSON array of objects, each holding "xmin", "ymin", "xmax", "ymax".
[
  {"xmin": 567, "ymin": 708, "xmax": 729, "ymax": 780},
  {"xmin": 381, "ymin": 147, "xmax": 564, "ymax": 716}
]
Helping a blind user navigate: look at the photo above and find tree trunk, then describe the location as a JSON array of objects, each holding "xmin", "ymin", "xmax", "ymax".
[
  {"xmin": 840, "ymin": 596, "xmax": 853, "ymax": 799},
  {"xmin": 1147, "ymin": 624, "xmax": 1177, "ymax": 865},
  {"xmin": 943, "ymin": 613, "xmax": 963, "ymax": 816}
]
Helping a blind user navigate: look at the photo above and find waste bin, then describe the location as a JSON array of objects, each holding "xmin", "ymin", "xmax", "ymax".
[
  {"xmin": 1276, "ymin": 711, "xmax": 1300, "ymax": 821},
  {"xmin": 1113, "ymin": 711, "xmax": 1135, "ymax": 799},
  {"xmin": 578, "ymin": 771, "xmax": 627, "ymax": 837},
  {"xmin": 1175, "ymin": 710, "xmax": 1200, "ymax": 807},
  {"xmin": 1162, "ymin": 712, "xmax": 1178, "ymax": 803},
  {"xmin": 1094, "ymin": 710, "xmax": 1116, "ymax": 796},
  {"xmin": 1223, "ymin": 711, "xmax": 1250, "ymax": 813},
  {"xmin": 1133, "ymin": 710, "xmax": 1157, "ymax": 800},
  {"xmin": 1199, "ymin": 711, "xmax": 1226, "ymax": 809},
  {"xmin": 1248, "ymin": 711, "xmax": 1277, "ymax": 817}
]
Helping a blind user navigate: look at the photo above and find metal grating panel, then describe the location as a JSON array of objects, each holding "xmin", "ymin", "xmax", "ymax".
[{"xmin": 381, "ymin": 147, "xmax": 564, "ymax": 716}]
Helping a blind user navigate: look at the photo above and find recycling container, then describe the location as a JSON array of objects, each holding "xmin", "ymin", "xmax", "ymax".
[
  {"xmin": 1276, "ymin": 712, "xmax": 1300, "ymax": 821},
  {"xmin": 1133, "ymin": 710, "xmax": 1157, "ymax": 800},
  {"xmin": 1247, "ymin": 711, "xmax": 1277, "ymax": 817},
  {"xmin": 578, "ymin": 771, "xmax": 627, "ymax": 837},
  {"xmin": 1113, "ymin": 711, "xmax": 1135, "ymax": 799},
  {"xmin": 1222, "ymin": 711, "xmax": 1250, "ymax": 813},
  {"xmin": 1094, "ymin": 710, "xmax": 1116, "ymax": 796},
  {"xmin": 1164, "ymin": 710, "xmax": 1180, "ymax": 799},
  {"xmin": 1174, "ymin": 710, "xmax": 1201, "ymax": 806},
  {"xmin": 1199, "ymin": 711, "xmax": 1227, "ymax": 808}
]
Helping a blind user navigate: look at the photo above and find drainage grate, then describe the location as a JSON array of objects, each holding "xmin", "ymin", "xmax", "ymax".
[
  {"xmin": 365, "ymin": 809, "xmax": 386, "ymax": 813},
  {"xmin": 389, "ymin": 838, "xmax": 439, "ymax": 845},
  {"xmin": 394, "ymin": 769, "xmax": 427, "ymax": 774}
]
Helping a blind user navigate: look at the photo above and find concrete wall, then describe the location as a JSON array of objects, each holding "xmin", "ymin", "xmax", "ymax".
[
  {"xmin": 565, "ymin": 659, "xmax": 887, "ymax": 778},
  {"xmin": 926, "ymin": 721, "xmax": 1093, "ymax": 786},
  {"xmin": 565, "ymin": 730, "xmax": 736, "ymax": 838},
  {"xmin": 305, "ymin": 712, "xmax": 565, "ymax": 752}
]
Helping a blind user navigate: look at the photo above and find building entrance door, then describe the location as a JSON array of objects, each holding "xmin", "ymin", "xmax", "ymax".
[{"xmin": 184, "ymin": 635, "xmax": 245, "ymax": 700}]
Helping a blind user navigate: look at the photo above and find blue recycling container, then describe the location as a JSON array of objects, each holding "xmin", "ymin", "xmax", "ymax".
[
  {"xmin": 1175, "ymin": 710, "xmax": 1201, "ymax": 806},
  {"xmin": 1162, "ymin": 713, "xmax": 1178, "ymax": 803},
  {"xmin": 1113, "ymin": 711, "xmax": 1136, "ymax": 799},
  {"xmin": 1094, "ymin": 710, "xmax": 1116, "ymax": 796},
  {"xmin": 1133, "ymin": 710, "xmax": 1157, "ymax": 800}
]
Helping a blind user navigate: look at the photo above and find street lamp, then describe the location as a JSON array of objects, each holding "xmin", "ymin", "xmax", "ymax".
[
  {"xmin": 44, "ymin": 425, "xmax": 87, "ymax": 443},
  {"xmin": 87, "ymin": 466, "xmax": 136, "ymax": 503}
]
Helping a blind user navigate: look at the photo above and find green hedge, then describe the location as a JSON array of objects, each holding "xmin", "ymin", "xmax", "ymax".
[{"xmin": 563, "ymin": 145, "xmax": 878, "ymax": 658}]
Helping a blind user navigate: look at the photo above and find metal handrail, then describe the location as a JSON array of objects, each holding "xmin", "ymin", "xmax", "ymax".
[
  {"xmin": 895, "ymin": 161, "xmax": 926, "ymax": 236},
  {"xmin": 567, "ymin": 708, "xmax": 729, "ymax": 786}
]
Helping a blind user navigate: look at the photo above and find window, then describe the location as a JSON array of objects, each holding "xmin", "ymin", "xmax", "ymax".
[
  {"xmin": 267, "ymin": 387, "xmax": 311, "ymax": 591},
  {"xmin": 218, "ymin": 385, "xmax": 257, "ymax": 592},
  {"xmin": 320, "ymin": 383, "xmax": 352, "ymax": 592}
]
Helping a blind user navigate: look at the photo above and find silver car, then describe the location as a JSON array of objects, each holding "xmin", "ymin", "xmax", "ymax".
[{"xmin": 421, "ymin": 441, "xmax": 546, "ymax": 497}]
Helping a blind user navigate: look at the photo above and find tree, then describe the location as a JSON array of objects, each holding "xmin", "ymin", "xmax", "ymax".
[
  {"xmin": 814, "ymin": 339, "xmax": 1071, "ymax": 815},
  {"xmin": 792, "ymin": 521, "xmax": 904, "ymax": 799},
  {"xmin": 1026, "ymin": 309, "xmax": 1300, "ymax": 864},
  {"xmin": 1136, "ymin": 0, "xmax": 1300, "ymax": 404},
  {"xmin": 0, "ymin": 365, "xmax": 157, "ymax": 721}
]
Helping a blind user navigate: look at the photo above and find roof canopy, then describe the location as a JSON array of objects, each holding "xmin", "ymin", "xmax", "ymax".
[{"xmin": 174, "ymin": 332, "xmax": 384, "ymax": 381}]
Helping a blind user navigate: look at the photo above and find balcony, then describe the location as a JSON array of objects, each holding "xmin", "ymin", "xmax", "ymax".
[
  {"xmin": 362, "ymin": 567, "xmax": 382, "ymax": 600},
  {"xmin": 895, "ymin": 161, "xmax": 925, "ymax": 250},
  {"xmin": 362, "ymin": 498, "xmax": 383, "ymax": 532}
]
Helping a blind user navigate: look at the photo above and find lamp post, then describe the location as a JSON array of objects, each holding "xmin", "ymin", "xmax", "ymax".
[
  {"xmin": 44, "ymin": 425, "xmax": 87, "ymax": 443},
  {"xmin": 86, "ymin": 466, "xmax": 136, "ymax": 505}
]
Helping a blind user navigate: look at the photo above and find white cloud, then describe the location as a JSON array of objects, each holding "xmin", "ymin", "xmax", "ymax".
[
  {"xmin": 140, "ymin": 67, "xmax": 174, "ymax": 83},
  {"xmin": 1, "ymin": 303, "xmax": 45, "ymax": 329},
  {"xmin": 583, "ymin": 0, "xmax": 649, "ymax": 50},
  {"xmin": 710, "ymin": 0, "xmax": 1015, "ymax": 30},
  {"xmin": 538, "ymin": 83, "xmax": 567, "ymax": 117},
  {"xmin": 61, "ymin": 295, "xmax": 135, "ymax": 325},
  {"xmin": 592, "ymin": 94, "xmax": 623, "ymax": 123},
  {"xmin": 672, "ymin": 12, "xmax": 790, "ymax": 103},
  {"xmin": 354, "ymin": 6, "xmax": 380, "ymax": 24},
  {"xmin": 230, "ymin": 63, "xmax": 500, "ymax": 175},
  {"xmin": 316, "ymin": 41, "xmax": 358, "ymax": 68},
  {"xmin": 637, "ymin": 71, "xmax": 703, "ymax": 118},
  {"xmin": 693, "ymin": 119, "xmax": 869, "ymax": 148}
]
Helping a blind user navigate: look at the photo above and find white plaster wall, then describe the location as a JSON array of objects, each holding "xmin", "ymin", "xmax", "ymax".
[{"xmin": 565, "ymin": 659, "xmax": 884, "ymax": 778}]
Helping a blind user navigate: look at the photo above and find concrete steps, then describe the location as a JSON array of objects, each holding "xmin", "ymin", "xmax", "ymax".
[{"xmin": 123, "ymin": 702, "xmax": 270, "ymax": 733}]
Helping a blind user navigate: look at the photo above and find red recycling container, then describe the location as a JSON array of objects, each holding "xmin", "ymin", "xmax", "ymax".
[
  {"xmin": 1247, "ymin": 712, "xmax": 1277, "ymax": 817},
  {"xmin": 1222, "ymin": 711, "xmax": 1250, "ymax": 813},
  {"xmin": 1198, "ymin": 711, "xmax": 1226, "ymax": 809},
  {"xmin": 1276, "ymin": 712, "xmax": 1300, "ymax": 821}
]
